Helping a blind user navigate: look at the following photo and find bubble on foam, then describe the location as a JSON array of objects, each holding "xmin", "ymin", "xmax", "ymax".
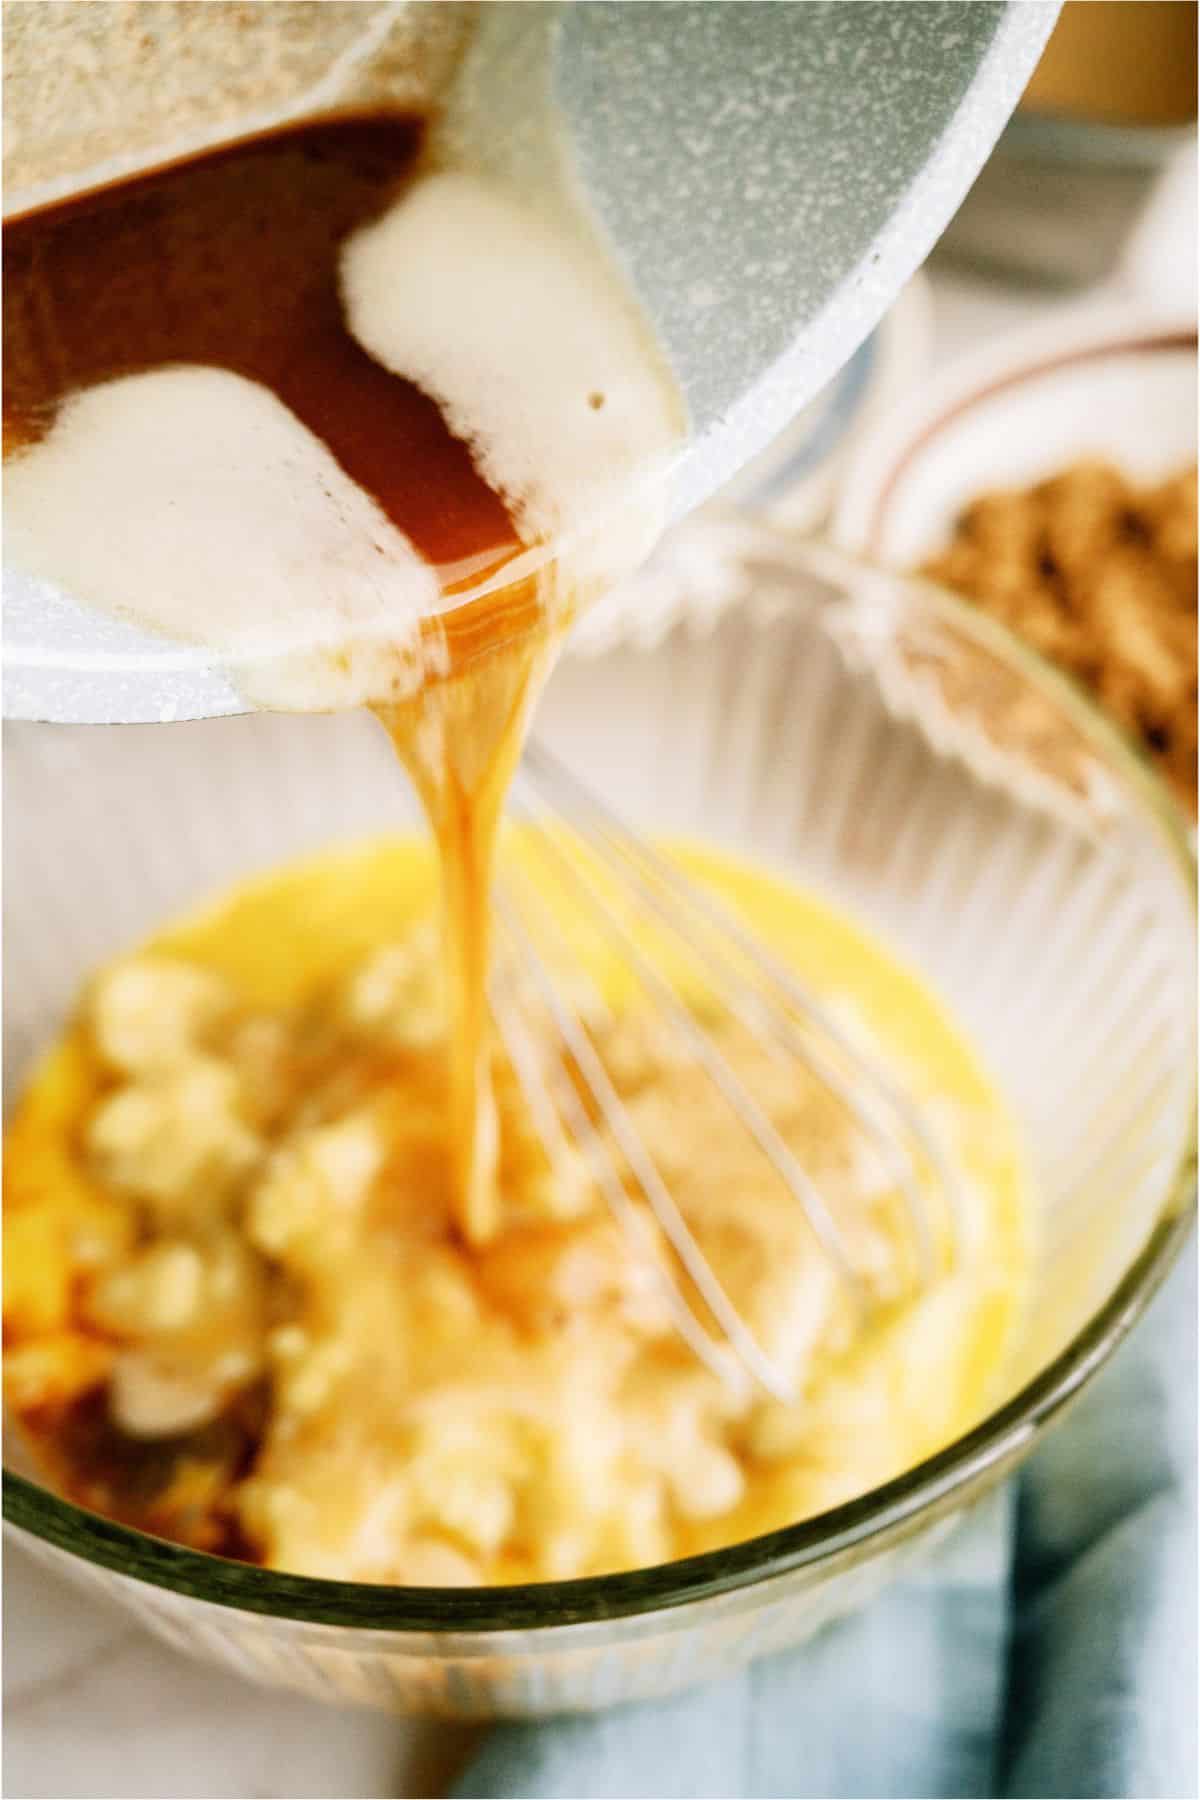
[
  {"xmin": 340, "ymin": 169, "xmax": 684, "ymax": 603},
  {"xmin": 3, "ymin": 365, "xmax": 440, "ymax": 710}
]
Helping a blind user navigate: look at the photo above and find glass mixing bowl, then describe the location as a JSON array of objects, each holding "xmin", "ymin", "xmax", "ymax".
[{"xmin": 3, "ymin": 533, "xmax": 1195, "ymax": 1718}]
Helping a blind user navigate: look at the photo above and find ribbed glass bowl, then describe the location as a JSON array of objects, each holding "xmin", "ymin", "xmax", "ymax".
[{"xmin": 3, "ymin": 532, "xmax": 1195, "ymax": 1718}]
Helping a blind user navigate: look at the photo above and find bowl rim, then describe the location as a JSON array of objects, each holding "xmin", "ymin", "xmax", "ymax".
[
  {"xmin": 5, "ymin": 552, "xmax": 1196, "ymax": 1635},
  {"xmin": 831, "ymin": 308, "xmax": 1198, "ymax": 563}
]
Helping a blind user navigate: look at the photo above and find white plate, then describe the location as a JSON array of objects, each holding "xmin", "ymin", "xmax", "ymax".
[{"xmin": 831, "ymin": 300, "xmax": 1197, "ymax": 567}]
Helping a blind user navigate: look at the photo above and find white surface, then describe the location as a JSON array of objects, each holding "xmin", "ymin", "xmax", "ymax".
[
  {"xmin": 2, "ymin": 1547, "xmax": 476, "ymax": 1800},
  {"xmin": 0, "ymin": 268, "xmax": 1123, "ymax": 1800},
  {"xmin": 1119, "ymin": 140, "xmax": 1199, "ymax": 318}
]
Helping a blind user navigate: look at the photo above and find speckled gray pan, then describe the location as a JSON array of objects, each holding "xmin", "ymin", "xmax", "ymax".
[{"xmin": 2, "ymin": 0, "xmax": 1057, "ymax": 724}]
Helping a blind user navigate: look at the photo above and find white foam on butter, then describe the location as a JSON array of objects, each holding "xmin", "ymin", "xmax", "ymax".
[
  {"xmin": 3, "ymin": 365, "xmax": 441, "ymax": 710},
  {"xmin": 340, "ymin": 169, "xmax": 682, "ymax": 604}
]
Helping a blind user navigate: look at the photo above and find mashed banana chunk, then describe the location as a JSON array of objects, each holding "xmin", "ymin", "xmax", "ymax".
[{"xmin": 3, "ymin": 840, "xmax": 1028, "ymax": 1582}]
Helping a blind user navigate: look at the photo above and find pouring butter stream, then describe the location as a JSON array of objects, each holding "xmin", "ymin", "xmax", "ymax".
[{"xmin": 3, "ymin": 111, "xmax": 684, "ymax": 1241}]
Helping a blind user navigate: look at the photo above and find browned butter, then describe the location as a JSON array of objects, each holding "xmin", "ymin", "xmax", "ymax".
[{"xmin": 3, "ymin": 115, "xmax": 622, "ymax": 1239}]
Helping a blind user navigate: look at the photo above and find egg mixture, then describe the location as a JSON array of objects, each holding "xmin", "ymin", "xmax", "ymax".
[{"xmin": 4, "ymin": 838, "xmax": 1029, "ymax": 1584}]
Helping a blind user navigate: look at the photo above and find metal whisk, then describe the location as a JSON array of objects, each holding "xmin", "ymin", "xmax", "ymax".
[{"xmin": 490, "ymin": 742, "xmax": 965, "ymax": 1403}]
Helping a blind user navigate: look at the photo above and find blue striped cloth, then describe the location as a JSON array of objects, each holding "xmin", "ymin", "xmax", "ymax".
[{"xmin": 454, "ymin": 1244, "xmax": 1196, "ymax": 1800}]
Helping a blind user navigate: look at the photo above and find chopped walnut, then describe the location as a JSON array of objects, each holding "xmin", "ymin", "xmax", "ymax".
[{"xmin": 921, "ymin": 460, "xmax": 1197, "ymax": 812}]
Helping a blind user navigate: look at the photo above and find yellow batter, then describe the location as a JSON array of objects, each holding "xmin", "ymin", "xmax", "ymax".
[{"xmin": 3, "ymin": 835, "xmax": 1028, "ymax": 1584}]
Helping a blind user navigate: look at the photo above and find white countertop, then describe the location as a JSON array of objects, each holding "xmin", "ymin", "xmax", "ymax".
[
  {"xmin": 0, "ymin": 268, "xmax": 1075, "ymax": 1800},
  {"xmin": 2, "ymin": 1544, "xmax": 479, "ymax": 1799}
]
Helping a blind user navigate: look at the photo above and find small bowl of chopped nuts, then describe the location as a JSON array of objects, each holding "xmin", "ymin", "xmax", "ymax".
[{"xmin": 833, "ymin": 302, "xmax": 1197, "ymax": 816}]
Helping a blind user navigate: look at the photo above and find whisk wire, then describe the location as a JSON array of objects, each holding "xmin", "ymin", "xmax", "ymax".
[
  {"xmin": 485, "ymin": 743, "xmax": 959, "ymax": 1398},
  {"xmin": 505, "ymin": 807, "xmax": 869, "ymax": 1307},
  {"xmin": 521, "ymin": 744, "xmax": 964, "ymax": 1261},
  {"xmin": 493, "ymin": 893, "xmax": 778, "ymax": 1397}
]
